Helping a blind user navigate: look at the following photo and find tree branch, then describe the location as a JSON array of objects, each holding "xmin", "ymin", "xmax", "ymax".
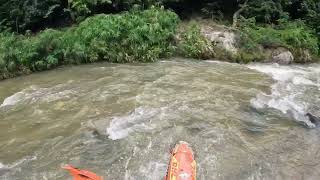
[{"xmin": 232, "ymin": 0, "xmax": 249, "ymax": 28}]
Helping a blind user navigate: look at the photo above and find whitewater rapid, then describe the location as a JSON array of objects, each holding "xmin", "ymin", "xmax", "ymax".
[
  {"xmin": 248, "ymin": 63, "xmax": 320, "ymax": 128},
  {"xmin": 0, "ymin": 83, "xmax": 77, "ymax": 108},
  {"xmin": 1, "ymin": 60, "xmax": 320, "ymax": 179}
]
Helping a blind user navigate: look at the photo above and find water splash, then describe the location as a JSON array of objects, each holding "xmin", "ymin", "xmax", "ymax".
[
  {"xmin": 0, "ymin": 86, "xmax": 37, "ymax": 107},
  {"xmin": 248, "ymin": 63, "xmax": 320, "ymax": 128},
  {"xmin": 107, "ymin": 107, "xmax": 160, "ymax": 140},
  {"xmin": 0, "ymin": 156, "xmax": 37, "ymax": 176},
  {"xmin": 0, "ymin": 84, "xmax": 76, "ymax": 108},
  {"xmin": 139, "ymin": 161, "xmax": 167, "ymax": 180}
]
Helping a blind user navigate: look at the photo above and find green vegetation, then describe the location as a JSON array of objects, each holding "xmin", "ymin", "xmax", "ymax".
[
  {"xmin": 177, "ymin": 22, "xmax": 236, "ymax": 62},
  {"xmin": 0, "ymin": 0, "xmax": 162, "ymax": 32},
  {"xmin": 241, "ymin": 0, "xmax": 320, "ymax": 54},
  {"xmin": 178, "ymin": 24, "xmax": 215, "ymax": 59},
  {"xmin": 252, "ymin": 23, "xmax": 317, "ymax": 53},
  {"xmin": 0, "ymin": 8, "xmax": 179, "ymax": 79},
  {"xmin": 0, "ymin": 0, "xmax": 66, "ymax": 32},
  {"xmin": 237, "ymin": 18, "xmax": 318, "ymax": 62},
  {"xmin": 0, "ymin": 0, "xmax": 319, "ymax": 79}
]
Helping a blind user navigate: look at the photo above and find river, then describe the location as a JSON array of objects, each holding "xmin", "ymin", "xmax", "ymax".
[{"xmin": 0, "ymin": 59, "xmax": 319, "ymax": 180}]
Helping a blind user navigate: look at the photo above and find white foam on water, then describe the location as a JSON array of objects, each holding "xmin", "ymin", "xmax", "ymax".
[
  {"xmin": 0, "ymin": 84, "xmax": 76, "ymax": 108},
  {"xmin": 248, "ymin": 64, "xmax": 306, "ymax": 82},
  {"xmin": 292, "ymin": 76, "xmax": 315, "ymax": 86},
  {"xmin": 0, "ymin": 156, "xmax": 37, "ymax": 175},
  {"xmin": 9, "ymin": 156, "xmax": 37, "ymax": 168},
  {"xmin": 1, "ymin": 93, "xmax": 23, "ymax": 107},
  {"xmin": 107, "ymin": 107, "xmax": 159, "ymax": 140},
  {"xmin": 248, "ymin": 63, "xmax": 320, "ymax": 128},
  {"xmin": 205, "ymin": 60, "xmax": 225, "ymax": 64},
  {"xmin": 138, "ymin": 161, "xmax": 167, "ymax": 180},
  {"xmin": 0, "ymin": 86, "xmax": 37, "ymax": 107},
  {"xmin": 0, "ymin": 162, "xmax": 4, "ymax": 169}
]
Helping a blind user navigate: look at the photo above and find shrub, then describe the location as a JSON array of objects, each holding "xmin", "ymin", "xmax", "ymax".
[
  {"xmin": 0, "ymin": 33, "xmax": 25, "ymax": 79},
  {"xmin": 239, "ymin": 18, "xmax": 319, "ymax": 60},
  {"xmin": 0, "ymin": 8, "xmax": 179, "ymax": 79},
  {"xmin": 233, "ymin": 50, "xmax": 265, "ymax": 63},
  {"xmin": 178, "ymin": 23, "xmax": 215, "ymax": 59}
]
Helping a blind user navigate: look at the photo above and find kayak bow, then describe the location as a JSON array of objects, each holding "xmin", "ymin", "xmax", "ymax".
[{"xmin": 165, "ymin": 141, "xmax": 196, "ymax": 180}]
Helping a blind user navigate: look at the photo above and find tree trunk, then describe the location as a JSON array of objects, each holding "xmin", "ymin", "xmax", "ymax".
[{"xmin": 232, "ymin": 0, "xmax": 248, "ymax": 28}]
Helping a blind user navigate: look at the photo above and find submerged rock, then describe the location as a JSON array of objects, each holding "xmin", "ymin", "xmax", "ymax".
[{"xmin": 306, "ymin": 113, "xmax": 320, "ymax": 127}]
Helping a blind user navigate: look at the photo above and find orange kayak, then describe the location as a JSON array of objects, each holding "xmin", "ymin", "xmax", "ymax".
[
  {"xmin": 63, "ymin": 142, "xmax": 196, "ymax": 180},
  {"xmin": 165, "ymin": 141, "xmax": 196, "ymax": 180}
]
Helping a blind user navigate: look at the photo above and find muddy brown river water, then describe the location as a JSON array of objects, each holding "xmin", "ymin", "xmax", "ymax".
[{"xmin": 0, "ymin": 59, "xmax": 319, "ymax": 180}]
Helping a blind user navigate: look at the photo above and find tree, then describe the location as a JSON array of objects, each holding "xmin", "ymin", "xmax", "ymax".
[
  {"xmin": 233, "ymin": 0, "xmax": 248, "ymax": 27},
  {"xmin": 0, "ymin": 0, "xmax": 66, "ymax": 32}
]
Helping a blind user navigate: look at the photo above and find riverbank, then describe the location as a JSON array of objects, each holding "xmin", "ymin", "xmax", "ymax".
[
  {"xmin": 0, "ymin": 8, "xmax": 319, "ymax": 80},
  {"xmin": 176, "ymin": 18, "xmax": 319, "ymax": 64}
]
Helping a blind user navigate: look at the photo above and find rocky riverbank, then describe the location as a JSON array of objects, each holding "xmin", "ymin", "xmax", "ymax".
[{"xmin": 176, "ymin": 19, "xmax": 318, "ymax": 64}]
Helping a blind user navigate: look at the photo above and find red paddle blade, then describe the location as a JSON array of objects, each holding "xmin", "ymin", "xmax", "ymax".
[{"xmin": 63, "ymin": 165, "xmax": 103, "ymax": 180}]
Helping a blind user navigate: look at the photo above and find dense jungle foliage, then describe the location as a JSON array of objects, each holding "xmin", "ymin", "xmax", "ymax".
[
  {"xmin": 0, "ymin": 0, "xmax": 319, "ymax": 79},
  {"xmin": 0, "ymin": 8, "xmax": 178, "ymax": 79},
  {"xmin": 1, "ymin": 0, "xmax": 319, "ymax": 34}
]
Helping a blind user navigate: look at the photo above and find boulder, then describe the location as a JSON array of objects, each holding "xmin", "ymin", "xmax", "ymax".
[
  {"xmin": 267, "ymin": 48, "xmax": 294, "ymax": 64},
  {"xmin": 272, "ymin": 51, "xmax": 294, "ymax": 64},
  {"xmin": 306, "ymin": 113, "xmax": 320, "ymax": 127},
  {"xmin": 200, "ymin": 25, "xmax": 238, "ymax": 54}
]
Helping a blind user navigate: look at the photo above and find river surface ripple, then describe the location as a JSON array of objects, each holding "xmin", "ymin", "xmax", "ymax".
[{"xmin": 0, "ymin": 59, "xmax": 319, "ymax": 180}]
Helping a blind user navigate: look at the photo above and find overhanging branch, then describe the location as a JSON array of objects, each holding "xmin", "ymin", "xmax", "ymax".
[{"xmin": 232, "ymin": 0, "xmax": 248, "ymax": 28}]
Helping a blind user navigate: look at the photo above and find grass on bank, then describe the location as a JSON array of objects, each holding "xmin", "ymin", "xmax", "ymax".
[
  {"xmin": 0, "ymin": 8, "xmax": 179, "ymax": 80},
  {"xmin": 238, "ymin": 18, "xmax": 319, "ymax": 62}
]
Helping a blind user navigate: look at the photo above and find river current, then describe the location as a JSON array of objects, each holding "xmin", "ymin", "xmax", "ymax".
[{"xmin": 0, "ymin": 59, "xmax": 319, "ymax": 180}]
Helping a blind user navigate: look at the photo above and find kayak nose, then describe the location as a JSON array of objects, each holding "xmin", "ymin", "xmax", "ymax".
[
  {"xmin": 175, "ymin": 141, "xmax": 194, "ymax": 157},
  {"xmin": 179, "ymin": 141, "xmax": 190, "ymax": 145},
  {"xmin": 166, "ymin": 142, "xmax": 196, "ymax": 180}
]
